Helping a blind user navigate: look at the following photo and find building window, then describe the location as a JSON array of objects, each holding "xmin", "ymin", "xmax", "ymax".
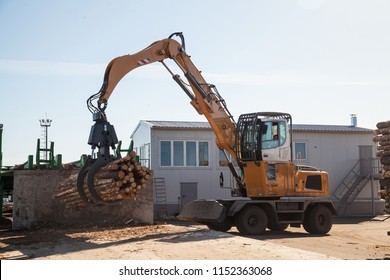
[
  {"xmin": 173, "ymin": 141, "xmax": 184, "ymax": 166},
  {"xmin": 186, "ymin": 141, "xmax": 197, "ymax": 166},
  {"xmin": 160, "ymin": 141, "xmax": 171, "ymax": 166},
  {"xmin": 160, "ymin": 140, "xmax": 209, "ymax": 167},
  {"xmin": 139, "ymin": 143, "xmax": 150, "ymax": 168},
  {"xmin": 294, "ymin": 142, "xmax": 307, "ymax": 160},
  {"xmin": 198, "ymin": 141, "xmax": 209, "ymax": 166}
]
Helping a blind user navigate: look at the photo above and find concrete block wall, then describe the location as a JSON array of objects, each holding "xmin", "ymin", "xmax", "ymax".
[
  {"xmin": 344, "ymin": 200, "xmax": 386, "ymax": 216},
  {"xmin": 13, "ymin": 169, "xmax": 154, "ymax": 229}
]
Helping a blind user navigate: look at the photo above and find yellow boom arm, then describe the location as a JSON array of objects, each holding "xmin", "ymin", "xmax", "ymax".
[{"xmin": 92, "ymin": 32, "xmax": 237, "ymax": 159}]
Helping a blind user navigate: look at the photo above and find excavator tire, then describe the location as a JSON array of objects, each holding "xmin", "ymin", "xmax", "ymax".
[
  {"xmin": 235, "ymin": 206, "xmax": 268, "ymax": 235},
  {"xmin": 303, "ymin": 205, "xmax": 332, "ymax": 235},
  {"xmin": 268, "ymin": 219, "xmax": 289, "ymax": 231},
  {"xmin": 206, "ymin": 220, "xmax": 232, "ymax": 232},
  {"xmin": 302, "ymin": 219, "xmax": 312, "ymax": 233}
]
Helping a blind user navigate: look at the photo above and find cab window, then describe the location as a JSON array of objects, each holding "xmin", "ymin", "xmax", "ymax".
[{"xmin": 261, "ymin": 121, "xmax": 287, "ymax": 149}]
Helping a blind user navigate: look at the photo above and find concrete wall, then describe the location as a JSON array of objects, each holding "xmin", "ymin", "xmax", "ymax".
[
  {"xmin": 13, "ymin": 169, "xmax": 153, "ymax": 229},
  {"xmin": 343, "ymin": 200, "xmax": 385, "ymax": 216}
]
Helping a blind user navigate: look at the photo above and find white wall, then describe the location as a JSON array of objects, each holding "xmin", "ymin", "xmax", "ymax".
[
  {"xmin": 293, "ymin": 131, "xmax": 381, "ymax": 201},
  {"xmin": 150, "ymin": 128, "xmax": 233, "ymax": 209}
]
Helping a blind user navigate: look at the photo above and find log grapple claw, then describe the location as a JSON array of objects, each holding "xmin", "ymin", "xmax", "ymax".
[
  {"xmin": 77, "ymin": 113, "xmax": 119, "ymax": 203},
  {"xmin": 76, "ymin": 154, "xmax": 116, "ymax": 203}
]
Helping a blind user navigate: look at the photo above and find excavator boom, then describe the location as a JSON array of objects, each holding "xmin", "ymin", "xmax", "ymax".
[
  {"xmin": 78, "ymin": 32, "xmax": 242, "ymax": 202},
  {"xmin": 89, "ymin": 32, "xmax": 236, "ymax": 155}
]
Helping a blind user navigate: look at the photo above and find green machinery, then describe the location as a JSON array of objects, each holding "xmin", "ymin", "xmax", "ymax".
[{"xmin": 33, "ymin": 138, "xmax": 62, "ymax": 169}]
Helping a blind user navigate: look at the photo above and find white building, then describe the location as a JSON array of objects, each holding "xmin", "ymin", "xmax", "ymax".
[{"xmin": 131, "ymin": 118, "xmax": 384, "ymax": 217}]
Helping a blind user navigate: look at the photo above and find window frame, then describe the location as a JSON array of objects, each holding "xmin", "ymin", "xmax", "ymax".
[
  {"xmin": 293, "ymin": 142, "xmax": 307, "ymax": 160},
  {"xmin": 160, "ymin": 140, "xmax": 210, "ymax": 167},
  {"xmin": 261, "ymin": 120, "xmax": 287, "ymax": 150}
]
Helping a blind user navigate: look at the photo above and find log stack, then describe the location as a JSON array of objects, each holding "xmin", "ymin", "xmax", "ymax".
[
  {"xmin": 53, "ymin": 151, "xmax": 153, "ymax": 209},
  {"xmin": 373, "ymin": 120, "xmax": 390, "ymax": 211}
]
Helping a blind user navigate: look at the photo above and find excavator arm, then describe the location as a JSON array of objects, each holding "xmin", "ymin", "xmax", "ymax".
[
  {"xmin": 89, "ymin": 32, "xmax": 236, "ymax": 153},
  {"xmin": 78, "ymin": 32, "xmax": 243, "ymax": 203}
]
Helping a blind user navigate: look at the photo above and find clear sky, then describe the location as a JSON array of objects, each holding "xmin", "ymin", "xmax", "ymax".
[{"xmin": 1, "ymin": 0, "xmax": 389, "ymax": 166}]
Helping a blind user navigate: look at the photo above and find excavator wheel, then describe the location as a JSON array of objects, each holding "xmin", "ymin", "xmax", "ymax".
[
  {"xmin": 206, "ymin": 220, "xmax": 232, "ymax": 232},
  {"xmin": 235, "ymin": 206, "xmax": 268, "ymax": 235},
  {"xmin": 268, "ymin": 219, "xmax": 289, "ymax": 232},
  {"xmin": 303, "ymin": 205, "xmax": 332, "ymax": 234}
]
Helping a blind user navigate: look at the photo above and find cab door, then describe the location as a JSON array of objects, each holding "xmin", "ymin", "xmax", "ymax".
[{"xmin": 261, "ymin": 120, "xmax": 290, "ymax": 162}]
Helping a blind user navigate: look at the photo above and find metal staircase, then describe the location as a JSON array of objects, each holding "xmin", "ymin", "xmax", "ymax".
[
  {"xmin": 333, "ymin": 159, "xmax": 378, "ymax": 215},
  {"xmin": 154, "ymin": 177, "xmax": 168, "ymax": 219}
]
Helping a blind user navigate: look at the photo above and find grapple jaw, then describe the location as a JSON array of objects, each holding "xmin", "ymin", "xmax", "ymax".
[
  {"xmin": 76, "ymin": 154, "xmax": 117, "ymax": 203},
  {"xmin": 77, "ymin": 115, "xmax": 119, "ymax": 203}
]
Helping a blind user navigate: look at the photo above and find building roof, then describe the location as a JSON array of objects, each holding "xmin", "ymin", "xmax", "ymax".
[
  {"xmin": 292, "ymin": 124, "xmax": 373, "ymax": 133},
  {"xmin": 142, "ymin": 120, "xmax": 212, "ymax": 129},
  {"xmin": 140, "ymin": 120, "xmax": 373, "ymax": 133}
]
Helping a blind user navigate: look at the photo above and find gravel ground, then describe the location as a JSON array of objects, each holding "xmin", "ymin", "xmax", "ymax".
[{"xmin": 0, "ymin": 215, "xmax": 389, "ymax": 260}]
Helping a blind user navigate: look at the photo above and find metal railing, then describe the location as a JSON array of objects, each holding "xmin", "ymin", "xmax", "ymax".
[{"xmin": 333, "ymin": 158, "xmax": 382, "ymax": 215}]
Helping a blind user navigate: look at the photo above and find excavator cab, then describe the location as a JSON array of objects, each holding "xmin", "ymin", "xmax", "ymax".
[{"xmin": 235, "ymin": 112, "xmax": 293, "ymax": 164}]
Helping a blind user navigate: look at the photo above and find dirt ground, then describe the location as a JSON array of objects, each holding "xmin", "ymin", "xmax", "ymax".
[{"xmin": 0, "ymin": 215, "xmax": 389, "ymax": 260}]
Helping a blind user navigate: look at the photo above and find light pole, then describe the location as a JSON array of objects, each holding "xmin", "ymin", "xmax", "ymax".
[{"xmin": 39, "ymin": 118, "xmax": 52, "ymax": 160}]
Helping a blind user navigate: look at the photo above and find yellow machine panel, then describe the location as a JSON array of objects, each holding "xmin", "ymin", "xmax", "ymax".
[
  {"xmin": 244, "ymin": 161, "xmax": 295, "ymax": 198},
  {"xmin": 244, "ymin": 161, "xmax": 328, "ymax": 198},
  {"xmin": 294, "ymin": 170, "xmax": 329, "ymax": 197}
]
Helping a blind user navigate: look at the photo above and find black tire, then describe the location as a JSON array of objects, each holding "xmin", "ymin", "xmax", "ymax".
[
  {"xmin": 268, "ymin": 221, "xmax": 289, "ymax": 232},
  {"xmin": 303, "ymin": 218, "xmax": 312, "ymax": 233},
  {"xmin": 206, "ymin": 221, "xmax": 232, "ymax": 232},
  {"xmin": 235, "ymin": 206, "xmax": 268, "ymax": 235},
  {"xmin": 304, "ymin": 205, "xmax": 332, "ymax": 234}
]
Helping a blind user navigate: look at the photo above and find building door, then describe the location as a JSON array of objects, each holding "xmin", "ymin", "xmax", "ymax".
[
  {"xmin": 359, "ymin": 145, "xmax": 373, "ymax": 176},
  {"xmin": 180, "ymin": 182, "xmax": 197, "ymax": 210}
]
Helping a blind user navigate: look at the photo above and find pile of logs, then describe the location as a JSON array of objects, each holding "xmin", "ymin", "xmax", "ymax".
[
  {"xmin": 373, "ymin": 120, "xmax": 390, "ymax": 210},
  {"xmin": 53, "ymin": 151, "xmax": 153, "ymax": 209}
]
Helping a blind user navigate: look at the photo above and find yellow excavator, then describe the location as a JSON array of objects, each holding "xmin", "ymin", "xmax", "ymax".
[{"xmin": 78, "ymin": 32, "xmax": 336, "ymax": 235}]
